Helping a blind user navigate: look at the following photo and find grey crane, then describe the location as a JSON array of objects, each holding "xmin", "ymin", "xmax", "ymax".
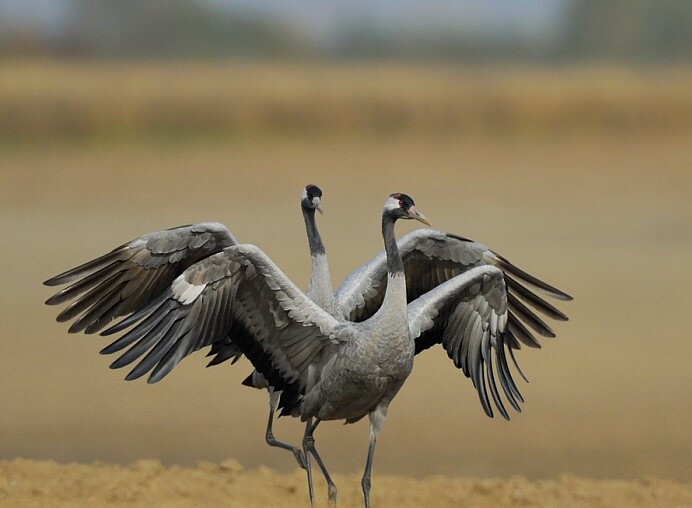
[
  {"xmin": 43, "ymin": 184, "xmax": 328, "ymax": 469},
  {"xmin": 244, "ymin": 191, "xmax": 573, "ymax": 504},
  {"xmin": 236, "ymin": 183, "xmax": 333, "ymax": 468}
]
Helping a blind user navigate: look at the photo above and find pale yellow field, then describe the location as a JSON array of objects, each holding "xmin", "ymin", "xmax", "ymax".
[
  {"xmin": 0, "ymin": 62, "xmax": 691, "ymax": 506},
  {"xmin": 1, "ymin": 61, "xmax": 692, "ymax": 139}
]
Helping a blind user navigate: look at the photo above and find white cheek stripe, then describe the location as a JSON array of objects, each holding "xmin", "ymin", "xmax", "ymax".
[
  {"xmin": 172, "ymin": 275, "xmax": 206, "ymax": 304},
  {"xmin": 383, "ymin": 196, "xmax": 399, "ymax": 212}
]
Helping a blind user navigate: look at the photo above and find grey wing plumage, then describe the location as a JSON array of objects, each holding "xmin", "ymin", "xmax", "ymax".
[
  {"xmin": 98, "ymin": 244, "xmax": 344, "ymax": 395},
  {"xmin": 44, "ymin": 222, "xmax": 236, "ymax": 334},
  {"xmin": 407, "ymin": 265, "xmax": 516, "ymax": 419},
  {"xmin": 336, "ymin": 228, "xmax": 571, "ymax": 350}
]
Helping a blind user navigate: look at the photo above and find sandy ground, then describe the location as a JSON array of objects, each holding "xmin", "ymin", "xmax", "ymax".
[
  {"xmin": 1, "ymin": 459, "xmax": 691, "ymax": 508},
  {"xmin": 1, "ymin": 133, "xmax": 691, "ymax": 507}
]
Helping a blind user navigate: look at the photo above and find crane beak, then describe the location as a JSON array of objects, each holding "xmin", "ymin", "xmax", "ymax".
[
  {"xmin": 313, "ymin": 198, "xmax": 324, "ymax": 215},
  {"xmin": 409, "ymin": 207, "xmax": 431, "ymax": 226}
]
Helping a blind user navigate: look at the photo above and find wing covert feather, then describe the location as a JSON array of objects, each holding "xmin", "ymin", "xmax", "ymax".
[
  {"xmin": 44, "ymin": 222, "xmax": 237, "ymax": 333},
  {"xmin": 337, "ymin": 228, "xmax": 570, "ymax": 354},
  {"xmin": 99, "ymin": 244, "xmax": 343, "ymax": 391}
]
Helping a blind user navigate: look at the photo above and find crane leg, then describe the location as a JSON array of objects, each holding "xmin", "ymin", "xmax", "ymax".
[
  {"xmin": 265, "ymin": 389, "xmax": 307, "ymax": 469},
  {"xmin": 361, "ymin": 406, "xmax": 387, "ymax": 508},
  {"xmin": 303, "ymin": 418, "xmax": 337, "ymax": 506}
]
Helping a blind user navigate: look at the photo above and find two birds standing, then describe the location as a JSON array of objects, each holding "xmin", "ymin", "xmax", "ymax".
[{"xmin": 44, "ymin": 186, "xmax": 571, "ymax": 507}]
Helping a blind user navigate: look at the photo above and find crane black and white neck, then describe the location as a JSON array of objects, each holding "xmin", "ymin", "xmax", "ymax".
[
  {"xmin": 301, "ymin": 184, "xmax": 336, "ymax": 315},
  {"xmin": 243, "ymin": 183, "xmax": 335, "ymax": 470}
]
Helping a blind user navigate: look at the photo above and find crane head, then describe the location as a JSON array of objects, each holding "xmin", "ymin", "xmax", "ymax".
[
  {"xmin": 302, "ymin": 184, "xmax": 324, "ymax": 214},
  {"xmin": 386, "ymin": 193, "xmax": 431, "ymax": 226}
]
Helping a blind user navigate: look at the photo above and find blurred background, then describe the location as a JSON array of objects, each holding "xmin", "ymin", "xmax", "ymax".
[{"xmin": 1, "ymin": 0, "xmax": 691, "ymax": 482}]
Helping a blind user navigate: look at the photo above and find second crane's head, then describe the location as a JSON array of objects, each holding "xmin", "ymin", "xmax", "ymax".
[
  {"xmin": 302, "ymin": 184, "xmax": 324, "ymax": 214},
  {"xmin": 384, "ymin": 193, "xmax": 432, "ymax": 226}
]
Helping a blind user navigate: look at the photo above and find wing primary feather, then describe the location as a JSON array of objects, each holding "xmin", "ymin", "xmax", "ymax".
[
  {"xmin": 495, "ymin": 254, "xmax": 572, "ymax": 301},
  {"xmin": 82, "ymin": 292, "xmax": 128, "ymax": 334},
  {"xmin": 44, "ymin": 261, "xmax": 122, "ymax": 305},
  {"xmin": 508, "ymin": 312, "xmax": 542, "ymax": 348},
  {"xmin": 100, "ymin": 300, "xmax": 175, "ymax": 354},
  {"xmin": 495, "ymin": 343, "xmax": 523, "ymax": 413},
  {"xmin": 126, "ymin": 324, "xmax": 189, "ymax": 381},
  {"xmin": 467, "ymin": 316, "xmax": 483, "ymax": 380},
  {"xmin": 66, "ymin": 282, "xmax": 128, "ymax": 333},
  {"xmin": 43, "ymin": 247, "xmax": 128, "ymax": 286},
  {"xmin": 148, "ymin": 335, "xmax": 194, "ymax": 384},
  {"xmin": 447, "ymin": 311, "xmax": 465, "ymax": 369},
  {"xmin": 486, "ymin": 346, "xmax": 509, "ymax": 420},
  {"xmin": 496, "ymin": 340, "xmax": 524, "ymax": 405},
  {"xmin": 100, "ymin": 297, "xmax": 162, "ymax": 336},
  {"xmin": 148, "ymin": 296, "xmax": 227, "ymax": 384},
  {"xmin": 206, "ymin": 341, "xmax": 242, "ymax": 366},
  {"xmin": 475, "ymin": 365, "xmax": 493, "ymax": 418},
  {"xmin": 504, "ymin": 330, "xmax": 521, "ymax": 350},
  {"xmin": 109, "ymin": 311, "xmax": 180, "ymax": 370},
  {"xmin": 505, "ymin": 275, "xmax": 569, "ymax": 321},
  {"xmin": 506, "ymin": 337, "xmax": 529, "ymax": 383},
  {"xmin": 56, "ymin": 272, "xmax": 124, "ymax": 323},
  {"xmin": 508, "ymin": 293, "xmax": 556, "ymax": 337}
]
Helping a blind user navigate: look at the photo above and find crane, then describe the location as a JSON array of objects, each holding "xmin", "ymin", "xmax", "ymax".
[{"xmin": 43, "ymin": 184, "xmax": 328, "ymax": 469}]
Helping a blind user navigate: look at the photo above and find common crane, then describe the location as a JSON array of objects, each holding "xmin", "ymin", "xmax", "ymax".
[{"xmin": 43, "ymin": 184, "xmax": 328, "ymax": 469}]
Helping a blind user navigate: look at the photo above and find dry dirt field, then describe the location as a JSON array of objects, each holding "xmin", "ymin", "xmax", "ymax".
[
  {"xmin": 2, "ymin": 459, "xmax": 691, "ymax": 508},
  {"xmin": 1, "ymin": 62, "xmax": 691, "ymax": 507}
]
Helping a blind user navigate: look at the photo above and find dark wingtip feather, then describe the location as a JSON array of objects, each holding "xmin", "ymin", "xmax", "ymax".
[
  {"xmin": 147, "ymin": 362, "xmax": 174, "ymax": 384},
  {"xmin": 206, "ymin": 356, "xmax": 224, "ymax": 367},
  {"xmin": 100, "ymin": 340, "xmax": 125, "ymax": 355},
  {"xmin": 42, "ymin": 247, "xmax": 128, "ymax": 287},
  {"xmin": 495, "ymin": 254, "xmax": 573, "ymax": 301},
  {"xmin": 100, "ymin": 298, "xmax": 161, "ymax": 336},
  {"xmin": 486, "ymin": 357, "xmax": 510, "ymax": 420},
  {"xmin": 508, "ymin": 313, "xmax": 542, "ymax": 349},
  {"xmin": 125, "ymin": 368, "xmax": 147, "ymax": 381},
  {"xmin": 496, "ymin": 342, "xmax": 524, "ymax": 408},
  {"xmin": 506, "ymin": 275, "xmax": 569, "ymax": 322},
  {"xmin": 110, "ymin": 355, "xmax": 133, "ymax": 371},
  {"xmin": 241, "ymin": 373, "xmax": 254, "ymax": 387},
  {"xmin": 508, "ymin": 293, "xmax": 556, "ymax": 338},
  {"xmin": 101, "ymin": 317, "xmax": 136, "ymax": 336},
  {"xmin": 45, "ymin": 294, "xmax": 63, "ymax": 305},
  {"xmin": 67, "ymin": 320, "xmax": 87, "ymax": 334},
  {"xmin": 507, "ymin": 341, "xmax": 529, "ymax": 383}
]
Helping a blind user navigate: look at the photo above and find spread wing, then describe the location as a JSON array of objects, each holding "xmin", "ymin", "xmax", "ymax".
[
  {"xmin": 406, "ymin": 265, "xmax": 517, "ymax": 419},
  {"xmin": 336, "ymin": 228, "xmax": 571, "ymax": 350},
  {"xmin": 98, "ymin": 244, "xmax": 344, "ymax": 400},
  {"xmin": 44, "ymin": 222, "xmax": 236, "ymax": 334}
]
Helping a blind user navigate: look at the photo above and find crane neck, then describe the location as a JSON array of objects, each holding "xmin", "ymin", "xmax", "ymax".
[
  {"xmin": 303, "ymin": 207, "xmax": 335, "ymax": 313},
  {"xmin": 373, "ymin": 213, "xmax": 408, "ymax": 322},
  {"xmin": 303, "ymin": 207, "xmax": 326, "ymax": 256},
  {"xmin": 382, "ymin": 214, "xmax": 404, "ymax": 276}
]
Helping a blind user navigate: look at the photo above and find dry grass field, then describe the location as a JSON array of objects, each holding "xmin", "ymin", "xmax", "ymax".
[
  {"xmin": 1, "ymin": 61, "xmax": 692, "ymax": 140},
  {"xmin": 0, "ymin": 61, "xmax": 691, "ymax": 506}
]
